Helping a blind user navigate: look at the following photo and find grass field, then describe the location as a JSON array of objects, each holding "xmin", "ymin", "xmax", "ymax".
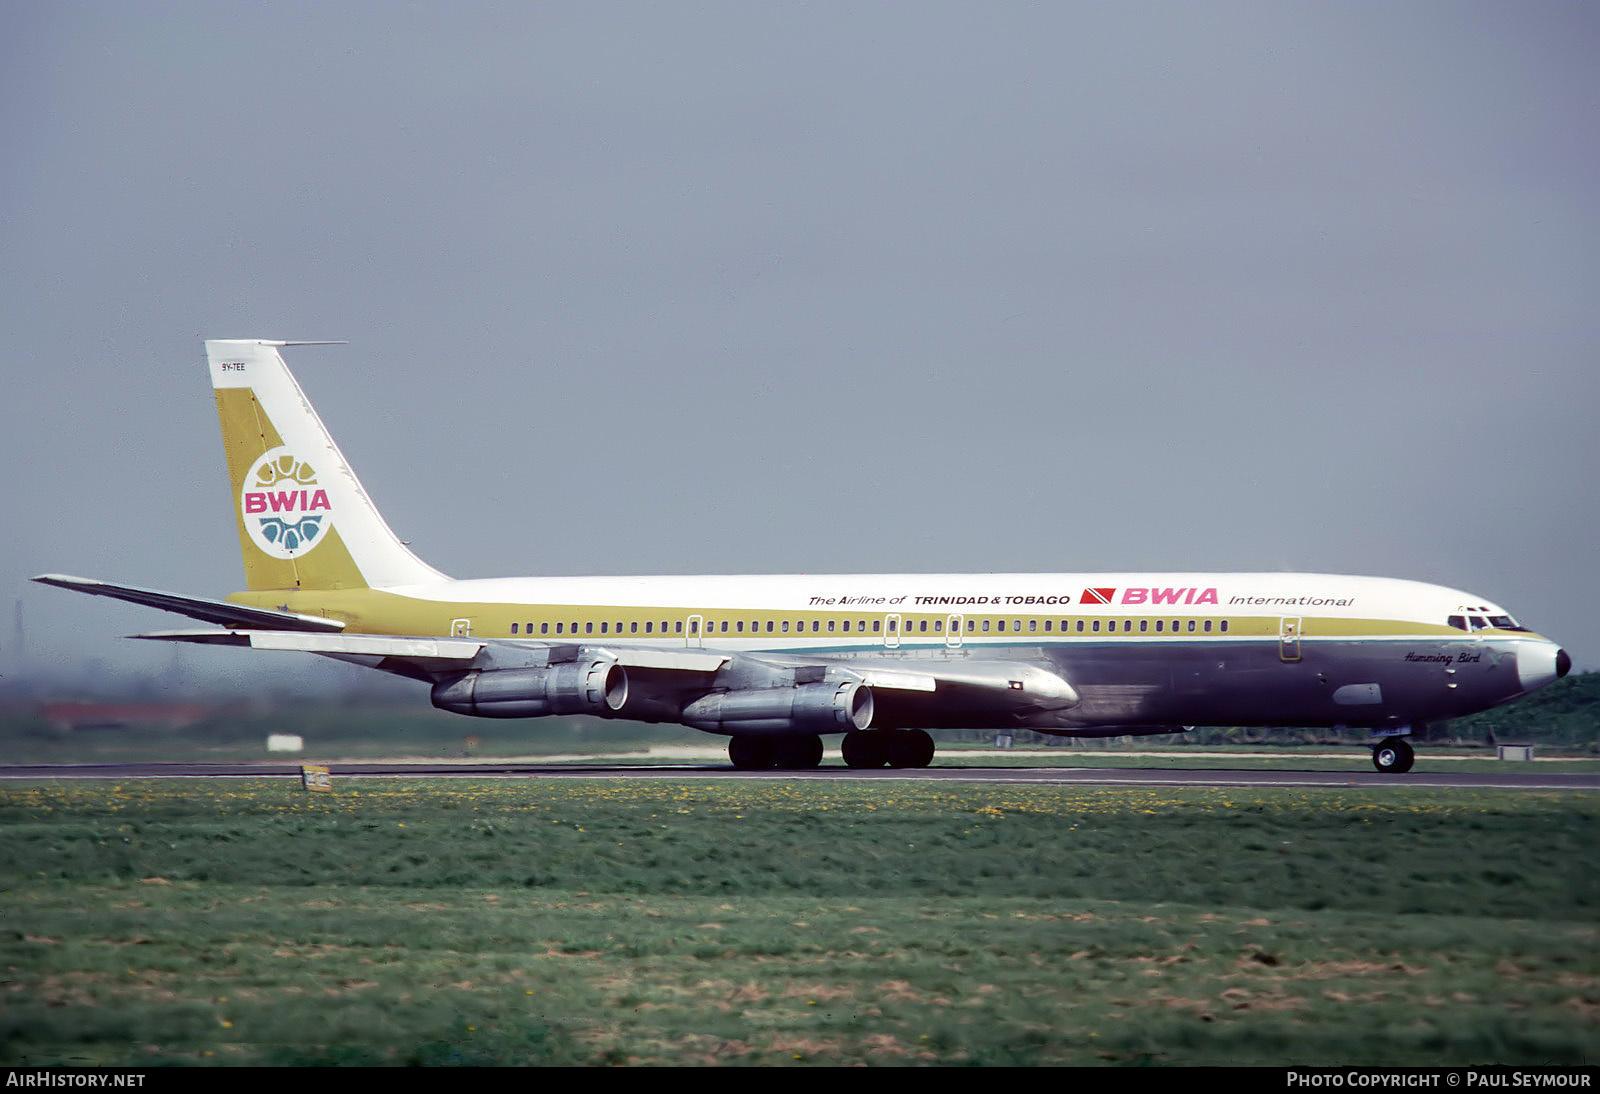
[{"xmin": 2, "ymin": 778, "xmax": 1595, "ymax": 1066}]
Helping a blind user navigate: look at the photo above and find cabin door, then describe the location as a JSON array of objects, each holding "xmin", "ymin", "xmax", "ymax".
[
  {"xmin": 1278, "ymin": 617, "xmax": 1302, "ymax": 662},
  {"xmin": 883, "ymin": 613, "xmax": 901, "ymax": 649}
]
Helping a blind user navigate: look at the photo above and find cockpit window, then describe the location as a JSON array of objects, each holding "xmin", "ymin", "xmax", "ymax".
[{"xmin": 1449, "ymin": 612, "xmax": 1529, "ymax": 632}]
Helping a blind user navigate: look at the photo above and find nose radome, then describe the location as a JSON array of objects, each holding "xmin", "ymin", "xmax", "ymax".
[{"xmin": 1516, "ymin": 642, "xmax": 1566, "ymax": 693}]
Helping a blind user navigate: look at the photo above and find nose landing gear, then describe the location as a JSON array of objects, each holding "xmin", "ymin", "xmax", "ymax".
[{"xmin": 1371, "ymin": 737, "xmax": 1415, "ymax": 774}]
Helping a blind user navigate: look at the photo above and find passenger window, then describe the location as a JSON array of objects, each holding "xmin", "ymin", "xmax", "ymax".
[
  {"xmin": 1044, "ymin": 620, "xmax": 1052, "ymax": 632},
  {"xmin": 1203, "ymin": 620, "xmax": 1211, "ymax": 633},
  {"xmin": 933, "ymin": 619, "xmax": 941, "ymax": 632},
  {"xmin": 829, "ymin": 620, "xmax": 836, "ymax": 632},
  {"xmin": 920, "ymin": 620, "xmax": 928, "ymax": 633},
  {"xmin": 1092, "ymin": 620, "xmax": 1100, "ymax": 633},
  {"xmin": 872, "ymin": 621, "xmax": 881, "ymax": 633},
  {"xmin": 600, "ymin": 622, "xmax": 608, "ymax": 634},
  {"xmin": 675, "ymin": 621, "xmax": 683, "ymax": 633},
  {"xmin": 1140, "ymin": 619, "xmax": 1148, "ymax": 633},
  {"xmin": 1155, "ymin": 620, "xmax": 1163, "ymax": 633},
  {"xmin": 1028, "ymin": 619, "xmax": 1037, "ymax": 633},
  {"xmin": 1220, "ymin": 620, "xmax": 1229, "ymax": 633},
  {"xmin": 541, "ymin": 623, "xmax": 549, "ymax": 635},
  {"xmin": 968, "ymin": 619, "xmax": 976, "ymax": 633},
  {"xmin": 997, "ymin": 620, "xmax": 1006, "ymax": 633},
  {"xmin": 981, "ymin": 620, "xmax": 990, "ymax": 633},
  {"xmin": 511, "ymin": 623, "xmax": 519, "ymax": 635},
  {"xmin": 842, "ymin": 620, "xmax": 850, "ymax": 632},
  {"xmin": 645, "ymin": 621, "xmax": 653, "ymax": 633}
]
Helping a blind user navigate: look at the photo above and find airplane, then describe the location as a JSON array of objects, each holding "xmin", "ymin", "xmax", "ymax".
[{"xmin": 36, "ymin": 340, "xmax": 1571, "ymax": 774}]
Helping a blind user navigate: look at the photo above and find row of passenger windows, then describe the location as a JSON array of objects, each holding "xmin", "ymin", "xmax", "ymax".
[{"xmin": 506, "ymin": 617, "xmax": 1232, "ymax": 636}]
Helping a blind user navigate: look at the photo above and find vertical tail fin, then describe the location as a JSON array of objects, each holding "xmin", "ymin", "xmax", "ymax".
[{"xmin": 207, "ymin": 340, "xmax": 446, "ymax": 592}]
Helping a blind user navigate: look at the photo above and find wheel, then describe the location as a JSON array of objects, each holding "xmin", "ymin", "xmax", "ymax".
[
  {"xmin": 841, "ymin": 731, "xmax": 886, "ymax": 768},
  {"xmin": 773, "ymin": 735, "xmax": 823, "ymax": 769},
  {"xmin": 1372, "ymin": 737, "xmax": 1415, "ymax": 774},
  {"xmin": 884, "ymin": 729, "xmax": 935, "ymax": 768},
  {"xmin": 728, "ymin": 736, "xmax": 775, "ymax": 770}
]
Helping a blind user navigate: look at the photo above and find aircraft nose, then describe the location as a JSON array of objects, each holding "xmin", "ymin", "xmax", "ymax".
[{"xmin": 1516, "ymin": 641, "xmax": 1568, "ymax": 693}]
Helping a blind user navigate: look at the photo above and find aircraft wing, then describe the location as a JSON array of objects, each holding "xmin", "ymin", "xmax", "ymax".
[
  {"xmin": 127, "ymin": 628, "xmax": 1076, "ymax": 722},
  {"xmin": 33, "ymin": 574, "xmax": 346, "ymax": 633}
]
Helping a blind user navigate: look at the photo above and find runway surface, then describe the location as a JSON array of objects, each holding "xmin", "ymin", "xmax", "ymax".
[{"xmin": 1, "ymin": 760, "xmax": 1595, "ymax": 791}]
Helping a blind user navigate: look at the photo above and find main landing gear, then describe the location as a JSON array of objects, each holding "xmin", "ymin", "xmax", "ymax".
[
  {"xmin": 841, "ymin": 729, "xmax": 935, "ymax": 769},
  {"xmin": 725, "ymin": 731, "xmax": 937, "ymax": 769},
  {"xmin": 1371, "ymin": 737, "xmax": 1415, "ymax": 774},
  {"xmin": 727, "ymin": 735, "xmax": 824, "ymax": 770}
]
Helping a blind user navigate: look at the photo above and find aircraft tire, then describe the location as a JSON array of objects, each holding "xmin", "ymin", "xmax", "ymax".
[
  {"xmin": 841, "ymin": 731, "xmax": 886, "ymax": 769},
  {"xmin": 773, "ymin": 734, "xmax": 824, "ymax": 769},
  {"xmin": 885, "ymin": 729, "xmax": 935, "ymax": 769},
  {"xmin": 729, "ymin": 736, "xmax": 775, "ymax": 770},
  {"xmin": 1371, "ymin": 738, "xmax": 1415, "ymax": 774}
]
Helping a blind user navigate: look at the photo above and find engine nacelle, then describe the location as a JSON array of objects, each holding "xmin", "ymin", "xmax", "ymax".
[
  {"xmin": 431, "ymin": 659, "xmax": 628, "ymax": 719},
  {"xmin": 680, "ymin": 681, "xmax": 873, "ymax": 735}
]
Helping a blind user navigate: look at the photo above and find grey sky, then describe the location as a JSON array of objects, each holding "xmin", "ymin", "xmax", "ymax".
[{"xmin": 3, "ymin": 1, "xmax": 1596, "ymax": 686}]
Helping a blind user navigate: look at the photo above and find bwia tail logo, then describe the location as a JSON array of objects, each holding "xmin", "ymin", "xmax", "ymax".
[{"xmin": 241, "ymin": 448, "xmax": 333, "ymax": 557}]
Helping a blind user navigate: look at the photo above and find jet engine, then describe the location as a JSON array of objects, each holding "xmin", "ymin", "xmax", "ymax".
[
  {"xmin": 431, "ymin": 658, "xmax": 628, "ymax": 718},
  {"xmin": 680, "ymin": 681, "xmax": 873, "ymax": 735}
]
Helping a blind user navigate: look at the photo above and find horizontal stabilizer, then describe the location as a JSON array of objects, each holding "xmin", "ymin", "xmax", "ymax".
[
  {"xmin": 33, "ymin": 574, "xmax": 345, "ymax": 633},
  {"xmin": 127, "ymin": 632, "xmax": 731, "ymax": 674},
  {"xmin": 131, "ymin": 629, "xmax": 482, "ymax": 660}
]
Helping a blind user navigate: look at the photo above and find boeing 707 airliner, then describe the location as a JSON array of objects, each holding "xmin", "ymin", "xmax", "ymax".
[{"xmin": 36, "ymin": 340, "xmax": 1571, "ymax": 773}]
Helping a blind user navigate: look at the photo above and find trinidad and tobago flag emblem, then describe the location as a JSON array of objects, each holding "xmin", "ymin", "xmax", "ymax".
[{"xmin": 1081, "ymin": 587, "xmax": 1116, "ymax": 605}]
